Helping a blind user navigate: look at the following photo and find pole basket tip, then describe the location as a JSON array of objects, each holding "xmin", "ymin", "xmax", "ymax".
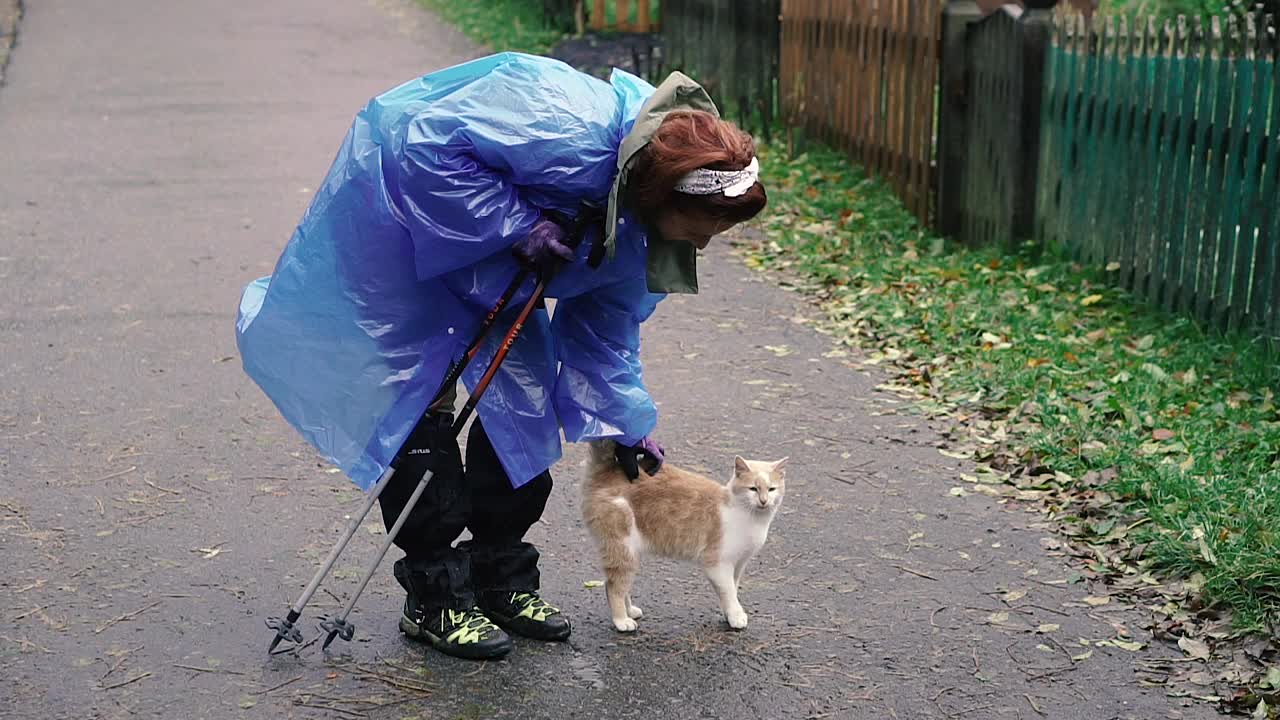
[
  {"xmin": 319, "ymin": 616, "xmax": 356, "ymax": 652},
  {"xmin": 265, "ymin": 616, "xmax": 303, "ymax": 654}
]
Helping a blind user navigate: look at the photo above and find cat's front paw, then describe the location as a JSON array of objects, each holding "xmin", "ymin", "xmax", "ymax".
[
  {"xmin": 627, "ymin": 605, "xmax": 643, "ymax": 619},
  {"xmin": 613, "ymin": 617, "xmax": 638, "ymax": 633},
  {"xmin": 725, "ymin": 608, "xmax": 748, "ymax": 630}
]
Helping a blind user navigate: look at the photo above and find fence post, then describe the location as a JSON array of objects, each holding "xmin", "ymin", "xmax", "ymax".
[
  {"xmin": 592, "ymin": 0, "xmax": 607, "ymax": 30},
  {"xmin": 1010, "ymin": 0, "xmax": 1055, "ymax": 245},
  {"xmin": 936, "ymin": 0, "xmax": 983, "ymax": 238}
]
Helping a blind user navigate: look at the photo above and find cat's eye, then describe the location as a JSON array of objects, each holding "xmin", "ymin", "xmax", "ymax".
[{"xmin": 768, "ymin": 487, "xmax": 778, "ymax": 492}]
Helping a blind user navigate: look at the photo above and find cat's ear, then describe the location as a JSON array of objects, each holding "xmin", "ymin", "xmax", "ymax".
[
  {"xmin": 734, "ymin": 456, "xmax": 751, "ymax": 477},
  {"xmin": 771, "ymin": 457, "xmax": 789, "ymax": 475}
]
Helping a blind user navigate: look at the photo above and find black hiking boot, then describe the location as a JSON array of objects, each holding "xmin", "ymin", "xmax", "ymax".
[
  {"xmin": 399, "ymin": 600, "xmax": 513, "ymax": 661},
  {"xmin": 478, "ymin": 590, "xmax": 571, "ymax": 641},
  {"xmin": 393, "ymin": 557, "xmax": 511, "ymax": 661}
]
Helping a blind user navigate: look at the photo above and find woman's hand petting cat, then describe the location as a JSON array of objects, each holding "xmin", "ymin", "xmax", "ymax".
[{"xmin": 613, "ymin": 437, "xmax": 665, "ymax": 481}]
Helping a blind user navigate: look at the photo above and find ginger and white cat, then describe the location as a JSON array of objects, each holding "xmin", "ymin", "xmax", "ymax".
[{"xmin": 582, "ymin": 441, "xmax": 787, "ymax": 631}]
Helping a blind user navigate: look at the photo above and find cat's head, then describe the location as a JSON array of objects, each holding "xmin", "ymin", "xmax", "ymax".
[{"xmin": 730, "ymin": 456, "xmax": 788, "ymax": 511}]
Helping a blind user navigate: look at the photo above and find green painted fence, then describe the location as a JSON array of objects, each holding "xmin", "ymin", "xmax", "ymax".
[{"xmin": 1035, "ymin": 15, "xmax": 1280, "ymax": 337}]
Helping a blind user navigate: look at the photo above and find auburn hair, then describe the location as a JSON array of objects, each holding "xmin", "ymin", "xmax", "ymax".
[{"xmin": 627, "ymin": 111, "xmax": 767, "ymax": 224}]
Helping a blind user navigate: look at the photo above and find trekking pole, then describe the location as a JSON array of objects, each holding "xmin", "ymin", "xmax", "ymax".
[
  {"xmin": 265, "ymin": 268, "xmax": 530, "ymax": 654},
  {"xmin": 318, "ymin": 271, "xmax": 554, "ymax": 652}
]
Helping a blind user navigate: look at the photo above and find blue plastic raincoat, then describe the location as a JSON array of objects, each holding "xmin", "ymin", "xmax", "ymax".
[{"xmin": 236, "ymin": 53, "xmax": 685, "ymax": 490}]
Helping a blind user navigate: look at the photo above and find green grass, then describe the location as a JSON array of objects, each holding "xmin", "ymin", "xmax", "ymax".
[
  {"xmin": 417, "ymin": 0, "xmax": 661, "ymax": 53},
  {"xmin": 418, "ymin": 0, "xmax": 565, "ymax": 55},
  {"xmin": 1098, "ymin": 0, "xmax": 1278, "ymax": 19},
  {"xmin": 746, "ymin": 141, "xmax": 1280, "ymax": 632}
]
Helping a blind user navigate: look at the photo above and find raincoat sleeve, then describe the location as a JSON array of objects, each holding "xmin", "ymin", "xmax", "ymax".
[
  {"xmin": 552, "ymin": 277, "xmax": 663, "ymax": 446},
  {"xmin": 392, "ymin": 56, "xmax": 622, "ymax": 281}
]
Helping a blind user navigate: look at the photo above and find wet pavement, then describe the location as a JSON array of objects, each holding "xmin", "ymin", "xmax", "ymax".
[{"xmin": 0, "ymin": 2, "xmax": 1216, "ymax": 718}]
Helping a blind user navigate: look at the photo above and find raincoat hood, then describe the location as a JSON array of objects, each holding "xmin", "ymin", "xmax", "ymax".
[{"xmin": 606, "ymin": 71, "xmax": 720, "ymax": 295}]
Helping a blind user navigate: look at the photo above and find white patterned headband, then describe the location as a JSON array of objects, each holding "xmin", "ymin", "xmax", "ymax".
[{"xmin": 672, "ymin": 157, "xmax": 760, "ymax": 198}]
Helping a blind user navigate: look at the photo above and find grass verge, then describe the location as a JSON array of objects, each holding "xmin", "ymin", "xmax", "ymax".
[{"xmin": 418, "ymin": 0, "xmax": 564, "ymax": 55}]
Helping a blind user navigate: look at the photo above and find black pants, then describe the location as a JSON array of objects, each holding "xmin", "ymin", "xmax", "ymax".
[{"xmin": 378, "ymin": 413, "xmax": 553, "ymax": 610}]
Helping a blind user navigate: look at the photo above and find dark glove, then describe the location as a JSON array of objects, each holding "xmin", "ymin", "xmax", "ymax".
[
  {"xmin": 512, "ymin": 216, "xmax": 575, "ymax": 274},
  {"xmin": 614, "ymin": 437, "xmax": 664, "ymax": 481}
]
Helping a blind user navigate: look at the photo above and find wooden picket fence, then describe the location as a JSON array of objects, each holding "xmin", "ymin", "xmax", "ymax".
[
  {"xmin": 590, "ymin": 0, "xmax": 662, "ymax": 31},
  {"xmin": 779, "ymin": 0, "xmax": 941, "ymax": 225},
  {"xmin": 660, "ymin": 0, "xmax": 781, "ymax": 136},
  {"xmin": 642, "ymin": 0, "xmax": 1279, "ymax": 343},
  {"xmin": 543, "ymin": 0, "xmax": 662, "ymax": 33},
  {"xmin": 1035, "ymin": 15, "xmax": 1280, "ymax": 335}
]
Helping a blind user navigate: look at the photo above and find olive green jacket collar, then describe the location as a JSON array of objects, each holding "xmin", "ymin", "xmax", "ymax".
[{"xmin": 605, "ymin": 72, "xmax": 719, "ymax": 295}]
